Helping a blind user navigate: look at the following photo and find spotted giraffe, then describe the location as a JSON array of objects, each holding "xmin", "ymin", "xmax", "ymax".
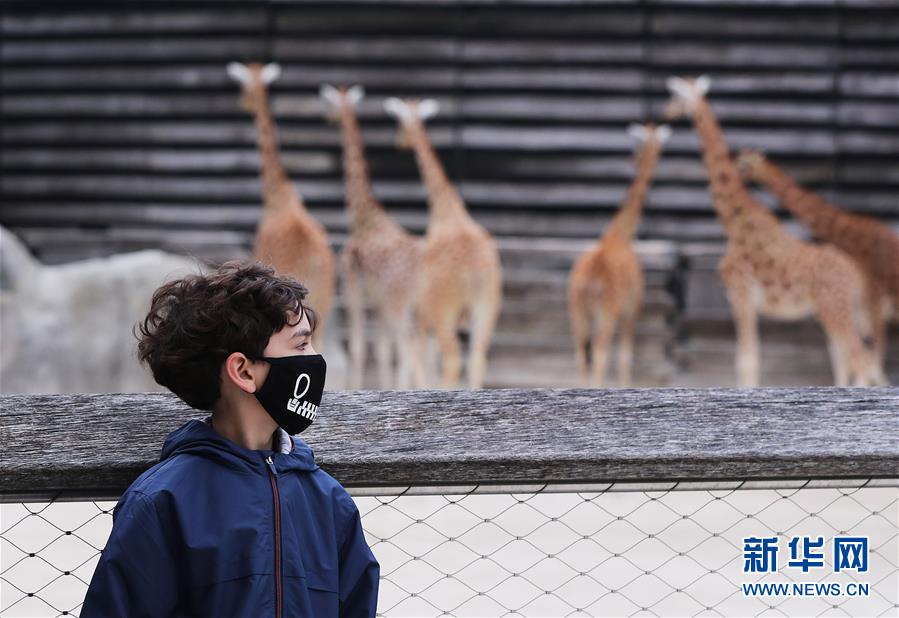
[
  {"xmin": 320, "ymin": 84, "xmax": 424, "ymax": 389},
  {"xmin": 665, "ymin": 76, "xmax": 886, "ymax": 387},
  {"xmin": 737, "ymin": 150, "xmax": 898, "ymax": 364},
  {"xmin": 227, "ymin": 62, "xmax": 335, "ymax": 351},
  {"xmin": 569, "ymin": 123, "xmax": 671, "ymax": 386},
  {"xmin": 384, "ymin": 97, "xmax": 502, "ymax": 389}
]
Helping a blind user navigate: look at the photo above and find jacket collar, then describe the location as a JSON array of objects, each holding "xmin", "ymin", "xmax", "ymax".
[{"xmin": 159, "ymin": 418, "xmax": 319, "ymax": 474}]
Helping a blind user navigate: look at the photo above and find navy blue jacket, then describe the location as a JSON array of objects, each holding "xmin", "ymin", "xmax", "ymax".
[{"xmin": 82, "ymin": 419, "xmax": 379, "ymax": 617}]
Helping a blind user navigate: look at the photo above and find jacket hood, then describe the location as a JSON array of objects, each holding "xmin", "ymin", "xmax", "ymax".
[{"xmin": 159, "ymin": 418, "xmax": 318, "ymax": 474}]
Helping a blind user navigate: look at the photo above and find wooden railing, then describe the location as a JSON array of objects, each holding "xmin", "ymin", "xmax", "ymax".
[{"xmin": 2, "ymin": 388, "xmax": 897, "ymax": 502}]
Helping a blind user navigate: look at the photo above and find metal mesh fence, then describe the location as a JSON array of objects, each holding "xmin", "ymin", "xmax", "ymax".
[{"xmin": 2, "ymin": 480, "xmax": 897, "ymax": 617}]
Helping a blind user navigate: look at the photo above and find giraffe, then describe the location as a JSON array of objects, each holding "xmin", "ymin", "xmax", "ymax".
[
  {"xmin": 319, "ymin": 84, "xmax": 424, "ymax": 389},
  {"xmin": 569, "ymin": 123, "xmax": 671, "ymax": 387},
  {"xmin": 227, "ymin": 62, "xmax": 335, "ymax": 351},
  {"xmin": 384, "ymin": 97, "xmax": 502, "ymax": 389},
  {"xmin": 737, "ymin": 150, "xmax": 899, "ymax": 364},
  {"xmin": 665, "ymin": 76, "xmax": 886, "ymax": 387}
]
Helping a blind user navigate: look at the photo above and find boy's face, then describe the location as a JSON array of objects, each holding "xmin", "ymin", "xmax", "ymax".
[
  {"xmin": 262, "ymin": 309, "xmax": 316, "ymax": 358},
  {"xmin": 217, "ymin": 307, "xmax": 319, "ymax": 414}
]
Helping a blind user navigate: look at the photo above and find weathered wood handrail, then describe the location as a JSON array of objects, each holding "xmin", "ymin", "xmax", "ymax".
[{"xmin": 2, "ymin": 388, "xmax": 897, "ymax": 501}]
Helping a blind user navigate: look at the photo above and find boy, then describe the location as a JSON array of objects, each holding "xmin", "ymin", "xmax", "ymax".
[{"xmin": 82, "ymin": 260, "xmax": 379, "ymax": 617}]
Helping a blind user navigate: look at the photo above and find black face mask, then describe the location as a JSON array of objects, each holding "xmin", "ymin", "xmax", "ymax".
[{"xmin": 253, "ymin": 354, "xmax": 327, "ymax": 435}]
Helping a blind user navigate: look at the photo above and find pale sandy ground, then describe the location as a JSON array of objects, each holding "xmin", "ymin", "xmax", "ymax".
[{"xmin": 2, "ymin": 487, "xmax": 896, "ymax": 617}]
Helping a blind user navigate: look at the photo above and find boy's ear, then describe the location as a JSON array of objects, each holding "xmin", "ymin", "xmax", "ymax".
[{"xmin": 223, "ymin": 351, "xmax": 263, "ymax": 394}]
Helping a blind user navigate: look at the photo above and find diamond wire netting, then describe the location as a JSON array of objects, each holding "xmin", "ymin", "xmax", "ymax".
[{"xmin": 1, "ymin": 480, "xmax": 897, "ymax": 617}]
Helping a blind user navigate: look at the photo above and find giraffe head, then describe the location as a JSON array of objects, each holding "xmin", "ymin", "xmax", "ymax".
[
  {"xmin": 735, "ymin": 149, "xmax": 768, "ymax": 183},
  {"xmin": 226, "ymin": 61, "xmax": 281, "ymax": 114},
  {"xmin": 664, "ymin": 75, "xmax": 711, "ymax": 120},
  {"xmin": 383, "ymin": 97, "xmax": 439, "ymax": 149},
  {"xmin": 319, "ymin": 84, "xmax": 365, "ymax": 123}
]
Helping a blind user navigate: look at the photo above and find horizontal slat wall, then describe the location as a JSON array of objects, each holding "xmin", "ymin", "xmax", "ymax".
[
  {"xmin": 2, "ymin": 1, "xmax": 897, "ymax": 260},
  {"xmin": 2, "ymin": 1, "xmax": 898, "ymax": 388}
]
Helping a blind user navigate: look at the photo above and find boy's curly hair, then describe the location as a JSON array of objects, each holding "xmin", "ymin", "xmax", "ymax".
[{"xmin": 135, "ymin": 260, "xmax": 318, "ymax": 410}]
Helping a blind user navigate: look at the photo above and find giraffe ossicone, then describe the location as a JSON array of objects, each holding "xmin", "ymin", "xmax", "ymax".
[
  {"xmin": 383, "ymin": 97, "xmax": 440, "ymax": 122},
  {"xmin": 259, "ymin": 63, "xmax": 281, "ymax": 85},
  {"xmin": 225, "ymin": 61, "xmax": 252, "ymax": 85},
  {"xmin": 627, "ymin": 123, "xmax": 672, "ymax": 144}
]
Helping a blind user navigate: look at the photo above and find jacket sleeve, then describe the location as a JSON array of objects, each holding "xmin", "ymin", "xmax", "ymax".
[
  {"xmin": 337, "ymin": 498, "xmax": 380, "ymax": 617},
  {"xmin": 80, "ymin": 491, "xmax": 181, "ymax": 618}
]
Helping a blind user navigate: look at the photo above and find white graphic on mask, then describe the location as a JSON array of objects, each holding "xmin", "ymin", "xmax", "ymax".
[{"xmin": 286, "ymin": 373, "xmax": 318, "ymax": 421}]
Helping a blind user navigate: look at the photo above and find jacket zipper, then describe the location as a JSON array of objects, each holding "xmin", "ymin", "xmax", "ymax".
[{"xmin": 265, "ymin": 456, "xmax": 282, "ymax": 618}]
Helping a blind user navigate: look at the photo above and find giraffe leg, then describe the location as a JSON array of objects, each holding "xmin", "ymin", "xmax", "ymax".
[
  {"xmin": 814, "ymin": 263, "xmax": 887, "ymax": 387},
  {"xmin": 343, "ymin": 267, "xmax": 366, "ymax": 390},
  {"xmin": 732, "ymin": 303, "xmax": 760, "ymax": 388},
  {"xmin": 405, "ymin": 297, "xmax": 429, "ymax": 389},
  {"xmin": 816, "ymin": 296, "xmax": 882, "ymax": 387},
  {"xmin": 863, "ymin": 278, "xmax": 888, "ymax": 367},
  {"xmin": 568, "ymin": 288, "xmax": 592, "ymax": 385},
  {"xmin": 719, "ymin": 258, "xmax": 760, "ymax": 388},
  {"xmin": 410, "ymin": 319, "xmax": 431, "ymax": 389},
  {"xmin": 436, "ymin": 297, "xmax": 467, "ymax": 390},
  {"xmin": 825, "ymin": 336, "xmax": 849, "ymax": 387},
  {"xmin": 436, "ymin": 316, "xmax": 463, "ymax": 390},
  {"xmin": 375, "ymin": 312, "xmax": 394, "ymax": 389},
  {"xmin": 307, "ymin": 267, "xmax": 333, "ymax": 355},
  {"xmin": 589, "ymin": 308, "xmax": 617, "ymax": 388},
  {"xmin": 424, "ymin": 335, "xmax": 440, "ymax": 388},
  {"xmin": 616, "ymin": 292, "xmax": 642, "ymax": 388},
  {"xmin": 823, "ymin": 323, "xmax": 866, "ymax": 387},
  {"xmin": 393, "ymin": 305, "xmax": 417, "ymax": 390},
  {"xmin": 466, "ymin": 292, "xmax": 501, "ymax": 390}
]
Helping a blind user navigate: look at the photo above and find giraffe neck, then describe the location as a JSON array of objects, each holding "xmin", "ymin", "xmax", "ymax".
[
  {"xmin": 605, "ymin": 143, "xmax": 662, "ymax": 241},
  {"xmin": 408, "ymin": 124, "xmax": 469, "ymax": 226},
  {"xmin": 338, "ymin": 104, "xmax": 384, "ymax": 231},
  {"xmin": 692, "ymin": 99, "xmax": 777, "ymax": 238},
  {"xmin": 253, "ymin": 89, "xmax": 305, "ymax": 215},
  {"xmin": 755, "ymin": 159, "xmax": 846, "ymax": 241}
]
